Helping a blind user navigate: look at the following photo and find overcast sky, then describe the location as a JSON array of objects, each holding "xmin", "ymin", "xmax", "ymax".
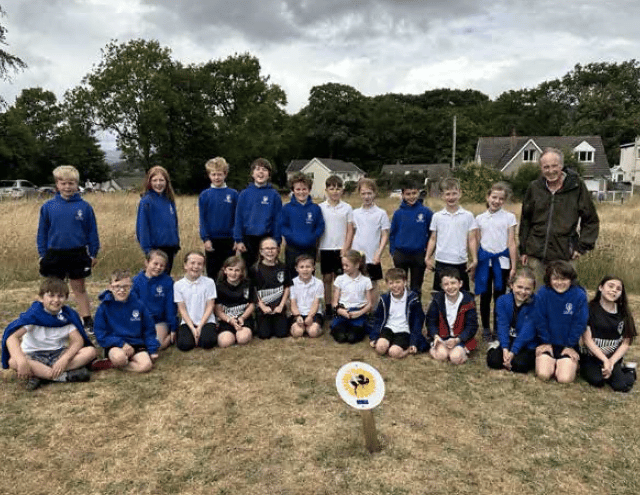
[{"xmin": 2, "ymin": 0, "xmax": 640, "ymax": 151}]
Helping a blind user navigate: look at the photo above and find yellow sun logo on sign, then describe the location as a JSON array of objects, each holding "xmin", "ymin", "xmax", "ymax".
[{"xmin": 342, "ymin": 368, "xmax": 376, "ymax": 398}]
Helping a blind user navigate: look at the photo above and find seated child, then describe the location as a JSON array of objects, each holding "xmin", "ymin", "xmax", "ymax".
[
  {"xmin": 174, "ymin": 251, "xmax": 218, "ymax": 351},
  {"xmin": 131, "ymin": 249, "xmax": 177, "ymax": 350},
  {"xmin": 426, "ymin": 268, "xmax": 478, "ymax": 364},
  {"xmin": 370, "ymin": 268, "xmax": 427, "ymax": 359},
  {"xmin": 251, "ymin": 237, "xmax": 292, "ymax": 339},
  {"xmin": 330, "ymin": 250, "xmax": 373, "ymax": 344},
  {"xmin": 290, "ymin": 254, "xmax": 324, "ymax": 338},
  {"xmin": 486, "ymin": 267, "xmax": 537, "ymax": 373},
  {"xmin": 214, "ymin": 256, "xmax": 254, "ymax": 347},
  {"xmin": 534, "ymin": 261, "xmax": 588, "ymax": 384},
  {"xmin": 580, "ymin": 275, "xmax": 636, "ymax": 392},
  {"xmin": 94, "ymin": 269, "xmax": 159, "ymax": 372},
  {"xmin": 2, "ymin": 277, "xmax": 96, "ymax": 390}
]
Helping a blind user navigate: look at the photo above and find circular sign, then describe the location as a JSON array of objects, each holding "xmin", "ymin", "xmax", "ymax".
[{"xmin": 335, "ymin": 361, "xmax": 385, "ymax": 410}]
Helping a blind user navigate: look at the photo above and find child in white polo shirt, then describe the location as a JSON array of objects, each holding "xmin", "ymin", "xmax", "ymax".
[
  {"xmin": 425, "ymin": 177, "xmax": 478, "ymax": 292},
  {"xmin": 474, "ymin": 182, "xmax": 517, "ymax": 341},
  {"xmin": 290, "ymin": 254, "xmax": 325, "ymax": 338}
]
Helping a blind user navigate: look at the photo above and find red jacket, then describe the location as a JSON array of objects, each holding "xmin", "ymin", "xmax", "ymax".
[{"xmin": 426, "ymin": 290, "xmax": 478, "ymax": 351}]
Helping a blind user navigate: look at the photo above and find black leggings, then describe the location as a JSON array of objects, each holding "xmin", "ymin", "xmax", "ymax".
[
  {"xmin": 255, "ymin": 312, "xmax": 289, "ymax": 339},
  {"xmin": 176, "ymin": 323, "xmax": 217, "ymax": 351},
  {"xmin": 479, "ymin": 268, "xmax": 510, "ymax": 329},
  {"xmin": 487, "ymin": 345, "xmax": 535, "ymax": 373},
  {"xmin": 580, "ymin": 354, "xmax": 635, "ymax": 392}
]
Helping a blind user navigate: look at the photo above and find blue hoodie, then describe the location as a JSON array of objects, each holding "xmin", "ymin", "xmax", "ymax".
[
  {"xmin": 233, "ymin": 183, "xmax": 282, "ymax": 243},
  {"xmin": 389, "ymin": 199, "xmax": 433, "ymax": 254},
  {"xmin": 37, "ymin": 193, "xmax": 100, "ymax": 258},
  {"xmin": 495, "ymin": 292, "xmax": 537, "ymax": 355},
  {"xmin": 131, "ymin": 270, "xmax": 177, "ymax": 332},
  {"xmin": 199, "ymin": 186, "xmax": 238, "ymax": 241},
  {"xmin": 93, "ymin": 291, "xmax": 160, "ymax": 354},
  {"xmin": 2, "ymin": 301, "xmax": 92, "ymax": 369},
  {"xmin": 534, "ymin": 284, "xmax": 588, "ymax": 349},
  {"xmin": 279, "ymin": 196, "xmax": 325, "ymax": 249},
  {"xmin": 136, "ymin": 190, "xmax": 180, "ymax": 253}
]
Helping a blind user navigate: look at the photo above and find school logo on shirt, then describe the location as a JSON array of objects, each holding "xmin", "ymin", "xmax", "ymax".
[
  {"xmin": 75, "ymin": 209, "xmax": 83, "ymax": 220},
  {"xmin": 156, "ymin": 286, "xmax": 164, "ymax": 297},
  {"xmin": 225, "ymin": 194, "xmax": 232, "ymax": 203},
  {"xmin": 306, "ymin": 212, "xmax": 314, "ymax": 224},
  {"xmin": 509, "ymin": 326, "xmax": 517, "ymax": 338},
  {"xmin": 261, "ymin": 196, "xmax": 270, "ymax": 205},
  {"xmin": 417, "ymin": 213, "xmax": 424, "ymax": 223},
  {"xmin": 563, "ymin": 303, "xmax": 573, "ymax": 315},
  {"xmin": 170, "ymin": 205, "xmax": 175, "ymax": 215},
  {"xmin": 243, "ymin": 288, "xmax": 250, "ymax": 299},
  {"xmin": 277, "ymin": 271, "xmax": 285, "ymax": 283},
  {"xmin": 131, "ymin": 310, "xmax": 141, "ymax": 321},
  {"xmin": 57, "ymin": 313, "xmax": 67, "ymax": 322},
  {"xmin": 618, "ymin": 321, "xmax": 625, "ymax": 335}
]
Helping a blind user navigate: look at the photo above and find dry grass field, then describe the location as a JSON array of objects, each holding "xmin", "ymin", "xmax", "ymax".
[{"xmin": 1, "ymin": 192, "xmax": 639, "ymax": 495}]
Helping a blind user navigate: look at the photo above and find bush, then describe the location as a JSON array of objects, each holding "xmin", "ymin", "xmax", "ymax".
[
  {"xmin": 452, "ymin": 162, "xmax": 505, "ymax": 203},
  {"xmin": 509, "ymin": 163, "xmax": 540, "ymax": 200}
]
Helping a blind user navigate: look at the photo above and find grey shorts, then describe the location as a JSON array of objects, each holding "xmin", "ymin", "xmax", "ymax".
[{"xmin": 26, "ymin": 348, "xmax": 66, "ymax": 367}]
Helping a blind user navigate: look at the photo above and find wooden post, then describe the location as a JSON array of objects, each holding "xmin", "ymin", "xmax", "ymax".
[{"xmin": 360, "ymin": 410, "xmax": 381, "ymax": 453}]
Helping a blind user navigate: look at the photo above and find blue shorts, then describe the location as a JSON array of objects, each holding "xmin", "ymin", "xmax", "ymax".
[{"xmin": 26, "ymin": 348, "xmax": 66, "ymax": 367}]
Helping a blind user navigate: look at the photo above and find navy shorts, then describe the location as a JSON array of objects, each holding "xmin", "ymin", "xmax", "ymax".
[
  {"xmin": 320, "ymin": 250, "xmax": 343, "ymax": 275},
  {"xmin": 378, "ymin": 327, "xmax": 410, "ymax": 350},
  {"xmin": 104, "ymin": 344, "xmax": 148, "ymax": 359},
  {"xmin": 27, "ymin": 348, "xmax": 66, "ymax": 366},
  {"xmin": 366, "ymin": 263, "xmax": 383, "ymax": 282},
  {"xmin": 40, "ymin": 247, "xmax": 92, "ymax": 280}
]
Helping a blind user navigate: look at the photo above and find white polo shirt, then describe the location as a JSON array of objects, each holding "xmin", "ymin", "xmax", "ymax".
[
  {"xmin": 476, "ymin": 208, "xmax": 517, "ymax": 269},
  {"xmin": 334, "ymin": 273, "xmax": 372, "ymax": 308},
  {"xmin": 430, "ymin": 207, "xmax": 477, "ymax": 264},
  {"xmin": 21, "ymin": 323, "xmax": 75, "ymax": 353},
  {"xmin": 445, "ymin": 292, "xmax": 463, "ymax": 334},
  {"xmin": 291, "ymin": 275, "xmax": 324, "ymax": 315},
  {"xmin": 387, "ymin": 291, "xmax": 409, "ymax": 334},
  {"xmin": 352, "ymin": 205, "xmax": 390, "ymax": 263},
  {"xmin": 174, "ymin": 275, "xmax": 217, "ymax": 325},
  {"xmin": 319, "ymin": 200, "xmax": 354, "ymax": 250}
]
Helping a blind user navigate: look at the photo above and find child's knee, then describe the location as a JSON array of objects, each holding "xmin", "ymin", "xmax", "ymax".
[
  {"xmin": 218, "ymin": 332, "xmax": 236, "ymax": 348},
  {"xmin": 375, "ymin": 339, "xmax": 390, "ymax": 355},
  {"xmin": 236, "ymin": 329, "xmax": 252, "ymax": 345},
  {"xmin": 307, "ymin": 324, "xmax": 322, "ymax": 338},
  {"xmin": 388, "ymin": 346, "xmax": 407, "ymax": 359},
  {"xmin": 290, "ymin": 323, "xmax": 304, "ymax": 338},
  {"xmin": 449, "ymin": 347, "xmax": 467, "ymax": 365},
  {"xmin": 430, "ymin": 346, "xmax": 448, "ymax": 361},
  {"xmin": 108, "ymin": 349, "xmax": 128, "ymax": 368}
]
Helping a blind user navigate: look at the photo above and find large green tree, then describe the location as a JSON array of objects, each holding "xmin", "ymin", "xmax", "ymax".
[{"xmin": 0, "ymin": 7, "xmax": 27, "ymax": 106}]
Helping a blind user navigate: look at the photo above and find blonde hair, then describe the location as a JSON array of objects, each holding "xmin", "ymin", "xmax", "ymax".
[
  {"xmin": 357, "ymin": 178, "xmax": 377, "ymax": 194},
  {"xmin": 205, "ymin": 157, "xmax": 229, "ymax": 174},
  {"xmin": 142, "ymin": 166, "xmax": 176, "ymax": 203},
  {"xmin": 53, "ymin": 165, "xmax": 79, "ymax": 183}
]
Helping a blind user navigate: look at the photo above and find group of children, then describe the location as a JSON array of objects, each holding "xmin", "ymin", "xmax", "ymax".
[{"xmin": 1, "ymin": 161, "xmax": 636, "ymax": 394}]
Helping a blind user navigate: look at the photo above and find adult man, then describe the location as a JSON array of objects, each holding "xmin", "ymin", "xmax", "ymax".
[{"xmin": 519, "ymin": 148, "xmax": 599, "ymax": 284}]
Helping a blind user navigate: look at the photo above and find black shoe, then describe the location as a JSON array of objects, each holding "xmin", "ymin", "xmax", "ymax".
[
  {"xmin": 66, "ymin": 368, "xmax": 91, "ymax": 383},
  {"xmin": 83, "ymin": 316, "xmax": 94, "ymax": 336},
  {"xmin": 25, "ymin": 377, "xmax": 43, "ymax": 391}
]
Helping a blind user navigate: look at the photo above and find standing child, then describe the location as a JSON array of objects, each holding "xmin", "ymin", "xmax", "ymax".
[
  {"xmin": 352, "ymin": 178, "xmax": 390, "ymax": 306},
  {"xmin": 534, "ymin": 261, "xmax": 588, "ymax": 384},
  {"xmin": 279, "ymin": 173, "xmax": 325, "ymax": 278},
  {"xmin": 370, "ymin": 268, "xmax": 427, "ymax": 359},
  {"xmin": 2, "ymin": 278, "xmax": 95, "ymax": 390},
  {"xmin": 136, "ymin": 166, "xmax": 180, "ymax": 274},
  {"xmin": 486, "ymin": 268, "xmax": 537, "ymax": 373},
  {"xmin": 290, "ymin": 254, "xmax": 325, "ymax": 338},
  {"xmin": 174, "ymin": 251, "xmax": 218, "ymax": 351},
  {"xmin": 234, "ymin": 158, "xmax": 283, "ymax": 268},
  {"xmin": 251, "ymin": 237, "xmax": 292, "ymax": 339},
  {"xmin": 425, "ymin": 178, "xmax": 478, "ymax": 292},
  {"xmin": 318, "ymin": 175, "xmax": 354, "ymax": 317},
  {"xmin": 389, "ymin": 180, "xmax": 433, "ymax": 296},
  {"xmin": 214, "ymin": 256, "xmax": 254, "ymax": 348},
  {"xmin": 580, "ymin": 275, "xmax": 636, "ymax": 392},
  {"xmin": 474, "ymin": 182, "xmax": 518, "ymax": 341},
  {"xmin": 93, "ymin": 270, "xmax": 159, "ymax": 373},
  {"xmin": 426, "ymin": 268, "xmax": 478, "ymax": 365},
  {"xmin": 199, "ymin": 157, "xmax": 238, "ymax": 279},
  {"xmin": 330, "ymin": 250, "xmax": 373, "ymax": 344},
  {"xmin": 131, "ymin": 250, "xmax": 177, "ymax": 350},
  {"xmin": 37, "ymin": 165, "xmax": 100, "ymax": 332}
]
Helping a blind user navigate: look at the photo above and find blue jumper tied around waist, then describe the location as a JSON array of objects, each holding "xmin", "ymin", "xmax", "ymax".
[{"xmin": 474, "ymin": 246, "xmax": 510, "ymax": 295}]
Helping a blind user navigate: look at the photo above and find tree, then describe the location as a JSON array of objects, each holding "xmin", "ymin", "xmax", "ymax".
[{"xmin": 0, "ymin": 7, "xmax": 27, "ymax": 106}]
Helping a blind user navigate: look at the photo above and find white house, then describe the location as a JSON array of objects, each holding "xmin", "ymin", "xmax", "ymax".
[
  {"xmin": 285, "ymin": 158, "xmax": 366, "ymax": 198},
  {"xmin": 619, "ymin": 137, "xmax": 640, "ymax": 186}
]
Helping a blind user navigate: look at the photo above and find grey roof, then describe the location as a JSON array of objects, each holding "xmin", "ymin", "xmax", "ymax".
[
  {"xmin": 286, "ymin": 158, "xmax": 365, "ymax": 174},
  {"xmin": 381, "ymin": 163, "xmax": 451, "ymax": 175},
  {"xmin": 475, "ymin": 136, "xmax": 610, "ymax": 178}
]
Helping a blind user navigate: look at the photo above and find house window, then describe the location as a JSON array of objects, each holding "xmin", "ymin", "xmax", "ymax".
[
  {"xmin": 523, "ymin": 150, "xmax": 536, "ymax": 162},
  {"xmin": 576, "ymin": 151, "xmax": 594, "ymax": 162}
]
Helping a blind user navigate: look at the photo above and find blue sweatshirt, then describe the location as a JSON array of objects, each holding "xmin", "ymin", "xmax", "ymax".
[
  {"xmin": 37, "ymin": 193, "xmax": 100, "ymax": 258},
  {"xmin": 279, "ymin": 196, "xmax": 325, "ymax": 249},
  {"xmin": 534, "ymin": 284, "xmax": 588, "ymax": 349},
  {"xmin": 233, "ymin": 183, "xmax": 282, "ymax": 243},
  {"xmin": 495, "ymin": 292, "xmax": 537, "ymax": 355},
  {"xmin": 199, "ymin": 186, "xmax": 238, "ymax": 241},
  {"xmin": 93, "ymin": 290, "xmax": 160, "ymax": 354},
  {"xmin": 136, "ymin": 190, "xmax": 180, "ymax": 253},
  {"xmin": 389, "ymin": 199, "xmax": 433, "ymax": 254},
  {"xmin": 131, "ymin": 270, "xmax": 177, "ymax": 332},
  {"xmin": 370, "ymin": 290, "xmax": 427, "ymax": 351}
]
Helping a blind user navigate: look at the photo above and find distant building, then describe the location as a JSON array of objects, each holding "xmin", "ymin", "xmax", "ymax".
[
  {"xmin": 285, "ymin": 158, "xmax": 366, "ymax": 198},
  {"xmin": 380, "ymin": 163, "xmax": 452, "ymax": 194},
  {"xmin": 619, "ymin": 137, "xmax": 640, "ymax": 186},
  {"xmin": 475, "ymin": 135, "xmax": 610, "ymax": 193}
]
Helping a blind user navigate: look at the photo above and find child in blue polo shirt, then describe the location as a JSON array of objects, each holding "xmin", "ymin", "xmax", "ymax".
[{"xmin": 279, "ymin": 173, "xmax": 325, "ymax": 278}]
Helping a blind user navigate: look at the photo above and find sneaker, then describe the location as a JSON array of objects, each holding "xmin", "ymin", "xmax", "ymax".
[
  {"xmin": 83, "ymin": 316, "xmax": 94, "ymax": 336},
  {"xmin": 482, "ymin": 328, "xmax": 492, "ymax": 342},
  {"xmin": 25, "ymin": 377, "xmax": 43, "ymax": 391},
  {"xmin": 66, "ymin": 367, "xmax": 91, "ymax": 382},
  {"xmin": 90, "ymin": 358, "xmax": 114, "ymax": 371}
]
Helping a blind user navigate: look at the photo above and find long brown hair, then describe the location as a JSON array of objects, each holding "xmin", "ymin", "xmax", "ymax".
[
  {"xmin": 142, "ymin": 166, "xmax": 176, "ymax": 203},
  {"xmin": 590, "ymin": 275, "xmax": 636, "ymax": 342}
]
